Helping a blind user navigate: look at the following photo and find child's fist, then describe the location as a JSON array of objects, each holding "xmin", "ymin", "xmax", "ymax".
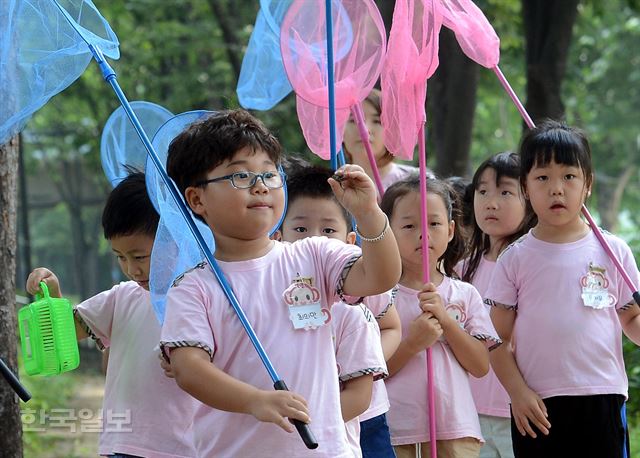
[
  {"xmin": 328, "ymin": 164, "xmax": 378, "ymax": 219},
  {"xmin": 247, "ymin": 390, "xmax": 311, "ymax": 433},
  {"xmin": 26, "ymin": 268, "xmax": 61, "ymax": 298},
  {"xmin": 406, "ymin": 312, "xmax": 443, "ymax": 353}
]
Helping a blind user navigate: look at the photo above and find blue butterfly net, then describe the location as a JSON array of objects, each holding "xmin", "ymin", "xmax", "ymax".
[
  {"xmin": 146, "ymin": 111, "xmax": 216, "ymax": 324},
  {"xmin": 101, "ymin": 101, "xmax": 173, "ymax": 187},
  {"xmin": 0, "ymin": 0, "xmax": 120, "ymax": 144},
  {"xmin": 237, "ymin": 0, "xmax": 293, "ymax": 110},
  {"xmin": 237, "ymin": 0, "xmax": 355, "ymax": 111}
]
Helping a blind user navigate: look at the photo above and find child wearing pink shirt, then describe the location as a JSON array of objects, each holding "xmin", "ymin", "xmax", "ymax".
[
  {"xmin": 26, "ymin": 172, "xmax": 197, "ymax": 458},
  {"xmin": 382, "ymin": 176, "xmax": 501, "ymax": 458},
  {"xmin": 458, "ymin": 152, "xmax": 535, "ymax": 458},
  {"xmin": 342, "ymin": 89, "xmax": 433, "ymax": 194},
  {"xmin": 159, "ymin": 110, "xmax": 401, "ymax": 457},
  {"xmin": 487, "ymin": 121, "xmax": 640, "ymax": 458},
  {"xmin": 279, "ymin": 164, "xmax": 402, "ymax": 458}
]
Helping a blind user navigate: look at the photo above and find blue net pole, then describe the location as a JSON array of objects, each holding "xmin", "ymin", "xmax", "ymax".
[{"xmin": 50, "ymin": 0, "xmax": 317, "ymax": 448}]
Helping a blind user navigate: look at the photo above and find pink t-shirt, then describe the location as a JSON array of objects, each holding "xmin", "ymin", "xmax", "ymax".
[
  {"xmin": 461, "ymin": 257, "xmax": 511, "ymax": 418},
  {"xmin": 386, "ymin": 278, "xmax": 500, "ymax": 445},
  {"xmin": 161, "ymin": 237, "xmax": 362, "ymax": 458},
  {"xmin": 381, "ymin": 163, "xmax": 417, "ymax": 191},
  {"xmin": 332, "ymin": 302, "xmax": 388, "ymax": 458},
  {"xmin": 485, "ymin": 229, "xmax": 639, "ymax": 400},
  {"xmin": 75, "ymin": 281, "xmax": 197, "ymax": 458},
  {"xmin": 360, "ymin": 290, "xmax": 396, "ymax": 422}
]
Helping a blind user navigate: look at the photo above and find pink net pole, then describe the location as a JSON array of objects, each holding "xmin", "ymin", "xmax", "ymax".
[
  {"xmin": 418, "ymin": 122, "xmax": 437, "ymax": 456},
  {"xmin": 351, "ymin": 102, "xmax": 385, "ymax": 197},
  {"xmin": 492, "ymin": 65, "xmax": 640, "ymax": 303},
  {"xmin": 492, "ymin": 66, "xmax": 534, "ymax": 129}
]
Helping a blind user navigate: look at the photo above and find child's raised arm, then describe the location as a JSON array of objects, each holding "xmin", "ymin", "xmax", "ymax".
[
  {"xmin": 169, "ymin": 346, "xmax": 310, "ymax": 433},
  {"xmin": 328, "ymin": 165, "xmax": 401, "ymax": 297},
  {"xmin": 490, "ymin": 304, "xmax": 551, "ymax": 439},
  {"xmin": 26, "ymin": 267, "xmax": 89, "ymax": 340}
]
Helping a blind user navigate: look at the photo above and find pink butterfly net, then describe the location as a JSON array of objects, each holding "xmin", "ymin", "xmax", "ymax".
[
  {"xmin": 381, "ymin": 0, "xmax": 443, "ymax": 160},
  {"xmin": 280, "ymin": 0, "xmax": 386, "ymax": 159},
  {"xmin": 439, "ymin": 0, "xmax": 500, "ymax": 68}
]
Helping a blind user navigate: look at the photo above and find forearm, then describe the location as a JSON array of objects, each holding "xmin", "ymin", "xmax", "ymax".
[
  {"xmin": 443, "ymin": 324, "xmax": 489, "ymax": 378},
  {"xmin": 377, "ymin": 308, "xmax": 402, "ymax": 360},
  {"xmin": 171, "ymin": 347, "xmax": 260, "ymax": 414},
  {"xmin": 386, "ymin": 339, "xmax": 419, "ymax": 377},
  {"xmin": 73, "ymin": 314, "xmax": 90, "ymax": 341},
  {"xmin": 340, "ymin": 375, "xmax": 373, "ymax": 422},
  {"xmin": 620, "ymin": 304, "xmax": 640, "ymax": 345},
  {"xmin": 379, "ymin": 328, "xmax": 401, "ymax": 361},
  {"xmin": 490, "ymin": 342, "xmax": 529, "ymax": 397}
]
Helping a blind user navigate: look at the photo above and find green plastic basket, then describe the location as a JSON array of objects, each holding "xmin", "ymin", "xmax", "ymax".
[{"xmin": 18, "ymin": 282, "xmax": 79, "ymax": 376}]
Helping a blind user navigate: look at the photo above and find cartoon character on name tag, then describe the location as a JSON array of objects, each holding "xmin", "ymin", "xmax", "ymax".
[
  {"xmin": 580, "ymin": 263, "xmax": 616, "ymax": 309},
  {"xmin": 283, "ymin": 276, "xmax": 331, "ymax": 330}
]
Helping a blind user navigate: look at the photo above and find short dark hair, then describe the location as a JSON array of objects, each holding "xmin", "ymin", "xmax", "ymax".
[
  {"xmin": 102, "ymin": 171, "xmax": 159, "ymax": 239},
  {"xmin": 285, "ymin": 164, "xmax": 352, "ymax": 231},
  {"xmin": 167, "ymin": 109, "xmax": 282, "ymax": 197},
  {"xmin": 519, "ymin": 119, "xmax": 593, "ymax": 190},
  {"xmin": 461, "ymin": 152, "xmax": 536, "ymax": 283},
  {"xmin": 381, "ymin": 175, "xmax": 466, "ymax": 278}
]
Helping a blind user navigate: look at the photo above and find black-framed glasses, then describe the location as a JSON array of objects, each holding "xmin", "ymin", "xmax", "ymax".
[{"xmin": 196, "ymin": 171, "xmax": 286, "ymax": 190}]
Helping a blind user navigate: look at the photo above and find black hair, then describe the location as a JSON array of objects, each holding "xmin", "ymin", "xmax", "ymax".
[
  {"xmin": 102, "ymin": 171, "xmax": 159, "ymax": 239},
  {"xmin": 285, "ymin": 164, "xmax": 352, "ymax": 231},
  {"xmin": 445, "ymin": 175, "xmax": 473, "ymax": 232},
  {"xmin": 381, "ymin": 175, "xmax": 466, "ymax": 277},
  {"xmin": 519, "ymin": 119, "xmax": 593, "ymax": 190},
  {"xmin": 167, "ymin": 109, "xmax": 282, "ymax": 197},
  {"xmin": 461, "ymin": 152, "xmax": 536, "ymax": 283}
]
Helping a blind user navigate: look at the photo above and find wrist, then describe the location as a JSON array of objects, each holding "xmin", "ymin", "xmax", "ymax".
[
  {"xmin": 354, "ymin": 210, "xmax": 387, "ymax": 239},
  {"xmin": 244, "ymin": 387, "xmax": 264, "ymax": 416}
]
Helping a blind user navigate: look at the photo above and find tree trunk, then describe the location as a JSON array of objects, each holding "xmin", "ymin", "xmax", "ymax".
[
  {"xmin": 429, "ymin": 28, "xmax": 479, "ymax": 177},
  {"xmin": 0, "ymin": 134, "xmax": 24, "ymax": 457},
  {"xmin": 522, "ymin": 0, "xmax": 580, "ymax": 123},
  {"xmin": 596, "ymin": 166, "xmax": 637, "ymax": 232}
]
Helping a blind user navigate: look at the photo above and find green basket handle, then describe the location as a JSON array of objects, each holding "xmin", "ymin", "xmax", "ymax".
[{"xmin": 35, "ymin": 281, "xmax": 50, "ymax": 301}]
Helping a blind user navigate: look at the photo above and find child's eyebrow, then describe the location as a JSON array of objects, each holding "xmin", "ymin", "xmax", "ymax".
[{"xmin": 225, "ymin": 159, "xmax": 275, "ymax": 169}]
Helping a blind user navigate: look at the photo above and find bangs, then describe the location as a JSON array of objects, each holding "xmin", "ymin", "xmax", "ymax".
[{"xmin": 473, "ymin": 152, "xmax": 520, "ymax": 190}]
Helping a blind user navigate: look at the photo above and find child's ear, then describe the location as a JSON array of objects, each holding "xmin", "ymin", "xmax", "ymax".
[
  {"xmin": 271, "ymin": 230, "xmax": 283, "ymax": 242},
  {"xmin": 346, "ymin": 231, "xmax": 357, "ymax": 245},
  {"xmin": 185, "ymin": 186, "xmax": 206, "ymax": 216},
  {"xmin": 448, "ymin": 220, "xmax": 455, "ymax": 243}
]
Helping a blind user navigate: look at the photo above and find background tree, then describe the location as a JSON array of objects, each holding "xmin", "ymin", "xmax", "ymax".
[{"xmin": 0, "ymin": 134, "xmax": 23, "ymax": 456}]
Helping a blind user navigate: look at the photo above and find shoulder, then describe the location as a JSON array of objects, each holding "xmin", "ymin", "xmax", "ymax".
[
  {"xmin": 171, "ymin": 261, "xmax": 208, "ymax": 288},
  {"xmin": 446, "ymin": 276, "xmax": 482, "ymax": 298},
  {"xmin": 496, "ymin": 232, "xmax": 529, "ymax": 262}
]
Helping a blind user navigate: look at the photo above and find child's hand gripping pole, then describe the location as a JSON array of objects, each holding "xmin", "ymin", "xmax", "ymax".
[
  {"xmin": 274, "ymin": 380, "xmax": 318, "ymax": 449},
  {"xmin": 492, "ymin": 65, "xmax": 640, "ymax": 306}
]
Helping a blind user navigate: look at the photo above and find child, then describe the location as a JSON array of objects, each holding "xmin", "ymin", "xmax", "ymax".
[
  {"xmin": 279, "ymin": 165, "xmax": 402, "ymax": 457},
  {"xmin": 342, "ymin": 89, "xmax": 432, "ymax": 192},
  {"xmin": 159, "ymin": 109, "xmax": 402, "ymax": 457},
  {"xmin": 486, "ymin": 121, "xmax": 640, "ymax": 458},
  {"xmin": 459, "ymin": 152, "xmax": 535, "ymax": 458},
  {"xmin": 382, "ymin": 175, "xmax": 501, "ymax": 458},
  {"xmin": 25, "ymin": 172, "xmax": 197, "ymax": 458}
]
